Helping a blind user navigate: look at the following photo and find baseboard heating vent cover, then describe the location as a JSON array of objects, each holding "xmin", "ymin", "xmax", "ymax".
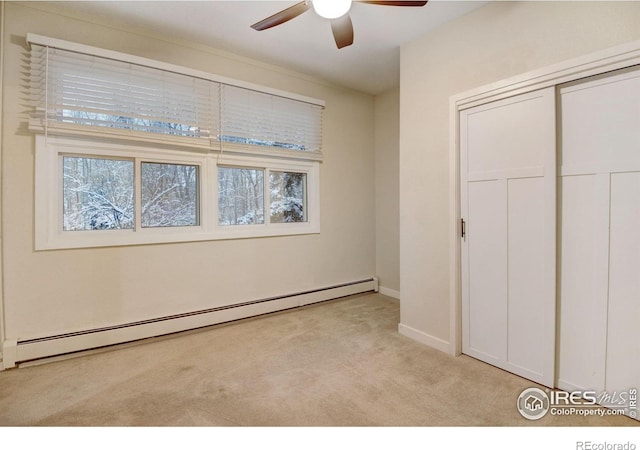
[{"xmin": 6, "ymin": 277, "xmax": 377, "ymax": 368}]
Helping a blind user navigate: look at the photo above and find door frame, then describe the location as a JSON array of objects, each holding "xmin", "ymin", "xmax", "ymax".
[{"xmin": 449, "ymin": 38, "xmax": 640, "ymax": 358}]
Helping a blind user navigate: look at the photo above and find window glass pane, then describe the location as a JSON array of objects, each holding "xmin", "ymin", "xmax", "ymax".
[
  {"xmin": 141, "ymin": 163, "xmax": 199, "ymax": 228},
  {"xmin": 218, "ymin": 167, "xmax": 264, "ymax": 225},
  {"xmin": 61, "ymin": 110, "xmax": 200, "ymax": 137},
  {"xmin": 63, "ymin": 156, "xmax": 134, "ymax": 230},
  {"xmin": 269, "ymin": 171, "xmax": 307, "ymax": 223}
]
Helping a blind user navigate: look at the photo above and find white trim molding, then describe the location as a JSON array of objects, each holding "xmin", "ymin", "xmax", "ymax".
[
  {"xmin": 398, "ymin": 323, "xmax": 450, "ymax": 354},
  {"xmin": 378, "ymin": 286, "xmax": 400, "ymax": 300},
  {"xmin": 453, "ymin": 38, "xmax": 640, "ymax": 111},
  {"xmin": 2, "ymin": 339, "xmax": 17, "ymax": 369},
  {"xmin": 449, "ymin": 38, "xmax": 640, "ymax": 357}
]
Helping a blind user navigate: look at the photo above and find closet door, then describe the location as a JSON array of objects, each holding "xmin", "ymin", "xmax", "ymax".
[
  {"xmin": 558, "ymin": 67, "xmax": 640, "ymax": 399},
  {"xmin": 460, "ymin": 87, "xmax": 556, "ymax": 387}
]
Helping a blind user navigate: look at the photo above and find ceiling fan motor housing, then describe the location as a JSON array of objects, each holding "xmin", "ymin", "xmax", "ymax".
[
  {"xmin": 250, "ymin": 1, "xmax": 428, "ymax": 49},
  {"xmin": 312, "ymin": 0, "xmax": 353, "ymax": 19}
]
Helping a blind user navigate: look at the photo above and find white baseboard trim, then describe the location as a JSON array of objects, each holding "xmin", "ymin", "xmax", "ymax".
[
  {"xmin": 4, "ymin": 278, "xmax": 376, "ymax": 369},
  {"xmin": 398, "ymin": 323, "xmax": 450, "ymax": 354},
  {"xmin": 378, "ymin": 286, "xmax": 400, "ymax": 300},
  {"xmin": 1, "ymin": 339, "xmax": 17, "ymax": 370},
  {"xmin": 556, "ymin": 379, "xmax": 588, "ymax": 393}
]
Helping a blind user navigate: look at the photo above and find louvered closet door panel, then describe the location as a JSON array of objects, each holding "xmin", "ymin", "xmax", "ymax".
[
  {"xmin": 461, "ymin": 87, "xmax": 556, "ymax": 387},
  {"xmin": 559, "ymin": 66, "xmax": 640, "ymax": 415}
]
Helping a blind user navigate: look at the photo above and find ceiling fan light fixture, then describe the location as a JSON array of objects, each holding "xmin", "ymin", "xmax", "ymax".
[{"xmin": 312, "ymin": 0, "xmax": 352, "ymax": 19}]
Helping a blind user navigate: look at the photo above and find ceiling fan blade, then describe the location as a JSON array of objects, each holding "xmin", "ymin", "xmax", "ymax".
[
  {"xmin": 251, "ymin": 1, "xmax": 312, "ymax": 31},
  {"xmin": 331, "ymin": 14, "xmax": 354, "ymax": 49},
  {"xmin": 357, "ymin": 1, "xmax": 428, "ymax": 6}
]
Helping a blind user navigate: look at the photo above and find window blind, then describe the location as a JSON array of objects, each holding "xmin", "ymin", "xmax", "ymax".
[
  {"xmin": 30, "ymin": 44, "xmax": 219, "ymax": 139},
  {"xmin": 29, "ymin": 35, "xmax": 324, "ymax": 157},
  {"xmin": 220, "ymin": 85, "xmax": 323, "ymax": 152}
]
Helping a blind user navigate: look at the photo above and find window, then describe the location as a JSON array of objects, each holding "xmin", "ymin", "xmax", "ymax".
[
  {"xmin": 217, "ymin": 168, "xmax": 310, "ymax": 226},
  {"xmin": 62, "ymin": 157, "xmax": 201, "ymax": 232},
  {"xmin": 63, "ymin": 156, "xmax": 134, "ymax": 231},
  {"xmin": 28, "ymin": 34, "xmax": 322, "ymax": 250},
  {"xmin": 218, "ymin": 167, "xmax": 265, "ymax": 226},
  {"xmin": 35, "ymin": 135, "xmax": 319, "ymax": 249},
  {"xmin": 141, "ymin": 163, "xmax": 199, "ymax": 228},
  {"xmin": 211, "ymin": 154, "xmax": 319, "ymax": 239},
  {"xmin": 270, "ymin": 172, "xmax": 307, "ymax": 223}
]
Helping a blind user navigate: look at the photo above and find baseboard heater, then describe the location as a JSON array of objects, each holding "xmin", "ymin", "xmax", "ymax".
[{"xmin": 4, "ymin": 277, "xmax": 378, "ymax": 368}]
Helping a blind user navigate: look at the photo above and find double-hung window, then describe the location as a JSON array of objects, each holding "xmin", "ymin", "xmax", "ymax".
[{"xmin": 28, "ymin": 34, "xmax": 323, "ymax": 249}]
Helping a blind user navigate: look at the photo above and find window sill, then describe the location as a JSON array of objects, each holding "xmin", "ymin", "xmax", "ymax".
[{"xmin": 36, "ymin": 223, "xmax": 320, "ymax": 250}]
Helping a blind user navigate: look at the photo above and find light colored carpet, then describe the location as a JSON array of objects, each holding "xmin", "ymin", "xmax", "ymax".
[{"xmin": 0, "ymin": 293, "xmax": 636, "ymax": 426}]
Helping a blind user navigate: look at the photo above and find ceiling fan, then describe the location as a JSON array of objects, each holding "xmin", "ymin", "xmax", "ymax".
[{"xmin": 251, "ymin": 0, "xmax": 428, "ymax": 49}]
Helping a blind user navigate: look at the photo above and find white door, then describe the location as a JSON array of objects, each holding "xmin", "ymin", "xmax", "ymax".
[
  {"xmin": 558, "ymin": 67, "xmax": 640, "ymax": 406},
  {"xmin": 460, "ymin": 87, "xmax": 556, "ymax": 387}
]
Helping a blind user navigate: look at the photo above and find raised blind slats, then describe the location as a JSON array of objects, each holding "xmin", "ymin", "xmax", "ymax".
[
  {"xmin": 221, "ymin": 85, "xmax": 323, "ymax": 152},
  {"xmin": 31, "ymin": 45, "xmax": 218, "ymax": 139},
  {"xmin": 30, "ymin": 43, "xmax": 323, "ymax": 154}
]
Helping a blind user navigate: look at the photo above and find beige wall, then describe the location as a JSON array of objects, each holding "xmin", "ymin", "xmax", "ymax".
[
  {"xmin": 0, "ymin": 2, "xmax": 375, "ymax": 341},
  {"xmin": 399, "ymin": 1, "xmax": 640, "ymax": 346},
  {"xmin": 374, "ymin": 89, "xmax": 400, "ymax": 295},
  {"xmin": 0, "ymin": 1, "xmax": 5, "ymax": 359}
]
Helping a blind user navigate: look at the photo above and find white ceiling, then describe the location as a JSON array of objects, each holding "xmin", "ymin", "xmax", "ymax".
[{"xmin": 44, "ymin": 0, "xmax": 487, "ymax": 95}]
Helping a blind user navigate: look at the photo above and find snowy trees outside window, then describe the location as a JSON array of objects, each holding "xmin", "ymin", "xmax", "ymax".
[
  {"xmin": 270, "ymin": 172, "xmax": 306, "ymax": 223},
  {"xmin": 62, "ymin": 157, "xmax": 309, "ymax": 233},
  {"xmin": 218, "ymin": 167, "xmax": 265, "ymax": 225},
  {"xmin": 63, "ymin": 157, "xmax": 199, "ymax": 231},
  {"xmin": 141, "ymin": 163, "xmax": 198, "ymax": 227},
  {"xmin": 217, "ymin": 168, "xmax": 307, "ymax": 226},
  {"xmin": 45, "ymin": 136, "xmax": 318, "ymax": 249},
  {"xmin": 61, "ymin": 110, "xmax": 201, "ymax": 138},
  {"xmin": 63, "ymin": 156, "xmax": 134, "ymax": 231}
]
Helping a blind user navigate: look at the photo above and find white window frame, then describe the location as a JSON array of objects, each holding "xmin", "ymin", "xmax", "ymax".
[
  {"xmin": 36, "ymin": 135, "xmax": 320, "ymax": 250},
  {"xmin": 214, "ymin": 154, "xmax": 319, "ymax": 239}
]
